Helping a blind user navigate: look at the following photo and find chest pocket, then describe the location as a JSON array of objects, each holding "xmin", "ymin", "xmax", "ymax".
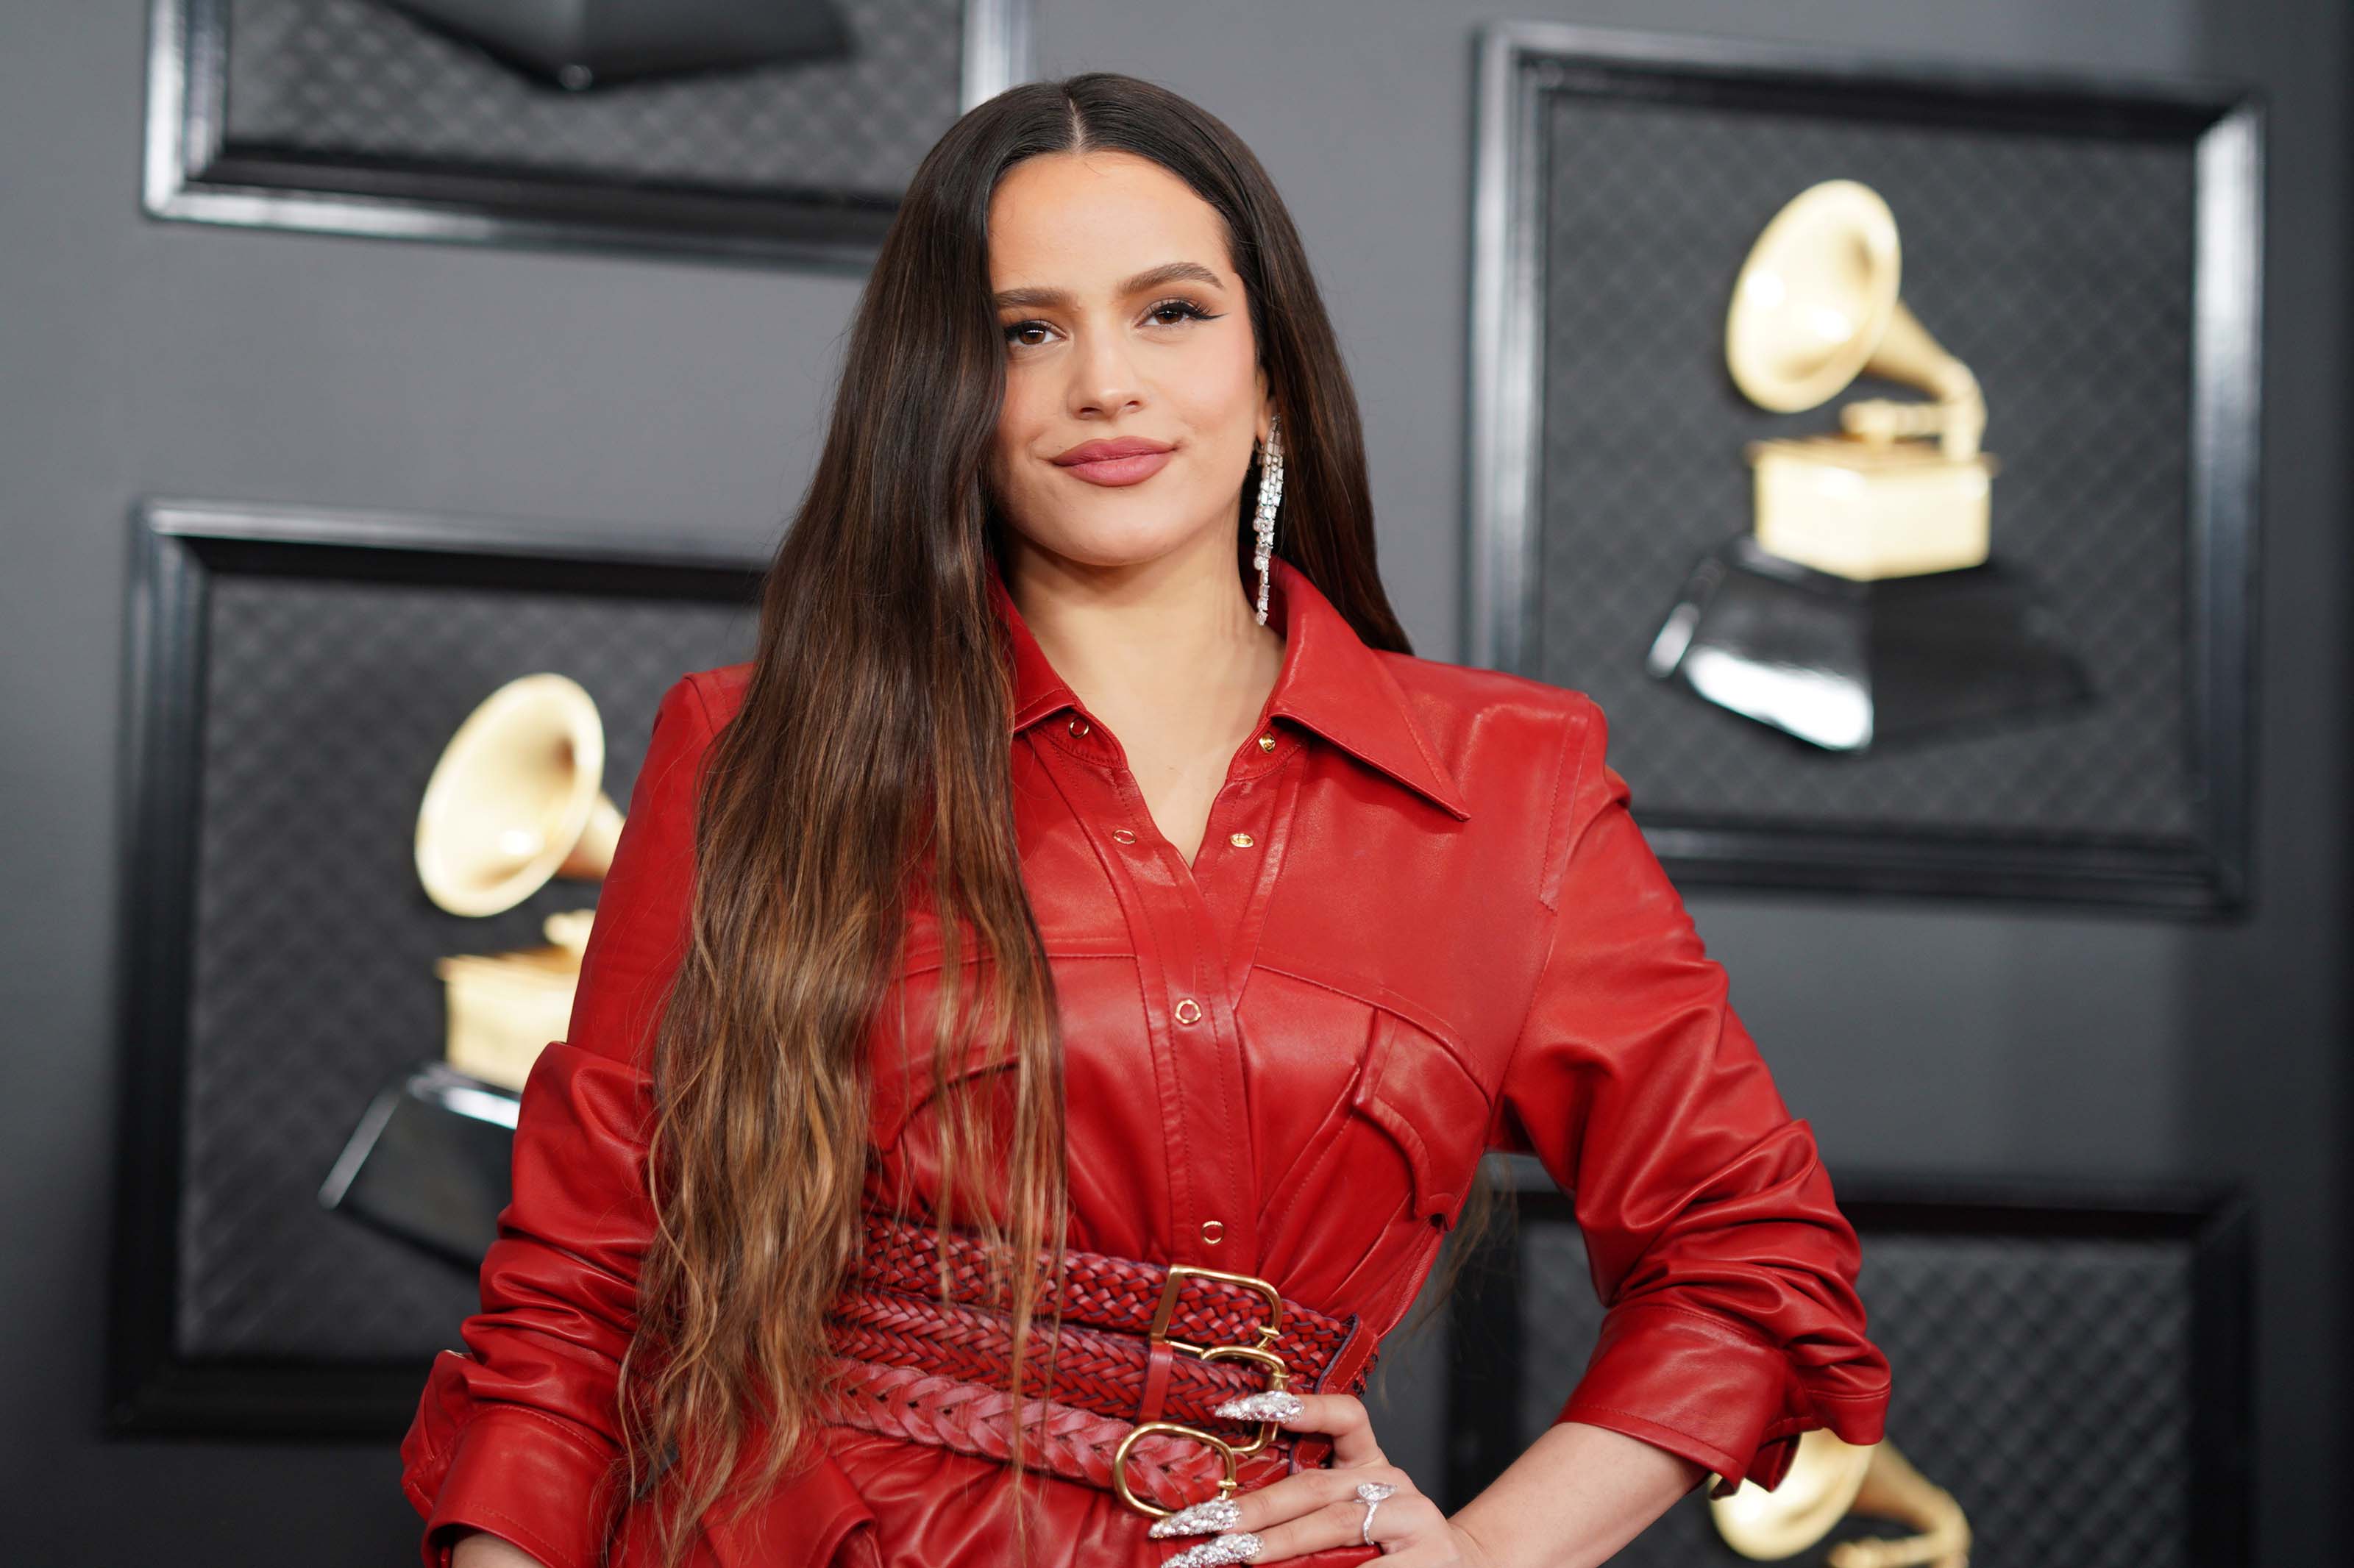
[
  {"xmin": 870, "ymin": 1050, "xmax": 1018, "ymax": 1152},
  {"xmin": 1351, "ymin": 1009, "xmax": 1494, "ymax": 1230},
  {"xmin": 864, "ymin": 960, "xmax": 1022, "ymax": 1153}
]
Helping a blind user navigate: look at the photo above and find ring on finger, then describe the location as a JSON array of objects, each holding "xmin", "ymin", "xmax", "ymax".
[{"xmin": 1354, "ymin": 1480, "xmax": 1397, "ymax": 1547}]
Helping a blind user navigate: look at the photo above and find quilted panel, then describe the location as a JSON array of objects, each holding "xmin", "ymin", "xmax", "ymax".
[
  {"xmin": 1512, "ymin": 1219, "xmax": 2195, "ymax": 1567},
  {"xmin": 222, "ymin": 0, "xmax": 966, "ymax": 198}
]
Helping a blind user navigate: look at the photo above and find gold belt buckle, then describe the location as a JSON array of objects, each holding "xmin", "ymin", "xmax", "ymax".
[
  {"xmin": 1112, "ymin": 1262, "xmax": 1295, "ymax": 1522},
  {"xmin": 1196, "ymin": 1342, "xmax": 1290, "ymax": 1455},
  {"xmin": 1155, "ymin": 1264, "xmax": 1293, "ymax": 1455},
  {"xmin": 1111, "ymin": 1420, "xmax": 1239, "ymax": 1519}
]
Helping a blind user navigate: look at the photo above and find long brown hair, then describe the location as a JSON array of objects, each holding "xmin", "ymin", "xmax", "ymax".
[{"xmin": 615, "ymin": 70, "xmax": 1494, "ymax": 1568}]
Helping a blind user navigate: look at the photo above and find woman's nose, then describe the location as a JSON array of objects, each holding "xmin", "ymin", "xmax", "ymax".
[{"xmin": 1067, "ymin": 324, "xmax": 1145, "ymax": 417}]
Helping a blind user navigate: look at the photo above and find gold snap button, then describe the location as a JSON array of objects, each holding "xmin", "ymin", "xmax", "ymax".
[
  {"xmin": 1067, "ymin": 716, "xmax": 1089, "ymax": 737},
  {"xmin": 1111, "ymin": 827, "xmax": 1137, "ymax": 844},
  {"xmin": 1228, "ymin": 832, "xmax": 1254, "ymax": 848},
  {"xmin": 1201, "ymin": 1218, "xmax": 1225, "ymax": 1244},
  {"xmin": 1173, "ymin": 997, "xmax": 1202, "ymax": 1025},
  {"xmin": 1256, "ymin": 733, "xmax": 1276, "ymax": 752}
]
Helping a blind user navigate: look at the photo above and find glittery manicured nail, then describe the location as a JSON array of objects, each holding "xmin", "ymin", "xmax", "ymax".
[
  {"xmin": 1148, "ymin": 1495, "xmax": 1242, "ymax": 1538},
  {"xmin": 1211, "ymin": 1389, "xmax": 1302, "ymax": 1423},
  {"xmin": 1159, "ymin": 1530, "xmax": 1262, "ymax": 1567}
]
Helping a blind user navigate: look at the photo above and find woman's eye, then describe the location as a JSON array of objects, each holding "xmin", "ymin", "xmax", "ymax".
[
  {"xmin": 1003, "ymin": 300, "xmax": 1220, "ymax": 350},
  {"xmin": 1147, "ymin": 298, "xmax": 1217, "ymax": 327}
]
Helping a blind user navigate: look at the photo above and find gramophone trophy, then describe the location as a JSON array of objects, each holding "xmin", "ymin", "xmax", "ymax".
[
  {"xmin": 1646, "ymin": 178, "xmax": 2091, "ymax": 752},
  {"xmin": 416, "ymin": 672, "xmax": 620, "ymax": 1092},
  {"xmin": 321, "ymin": 673, "xmax": 622, "ymax": 1262},
  {"xmin": 1710, "ymin": 1429, "xmax": 1970, "ymax": 1568}
]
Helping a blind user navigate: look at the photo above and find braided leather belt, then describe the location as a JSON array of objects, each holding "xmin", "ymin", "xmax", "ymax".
[{"xmin": 815, "ymin": 1211, "xmax": 1377, "ymax": 1518}]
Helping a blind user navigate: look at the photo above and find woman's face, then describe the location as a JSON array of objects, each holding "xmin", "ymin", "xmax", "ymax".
[{"xmin": 984, "ymin": 150, "xmax": 1269, "ymax": 573}]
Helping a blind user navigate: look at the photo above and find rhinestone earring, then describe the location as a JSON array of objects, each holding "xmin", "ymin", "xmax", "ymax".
[{"xmin": 1252, "ymin": 413, "xmax": 1284, "ymax": 626}]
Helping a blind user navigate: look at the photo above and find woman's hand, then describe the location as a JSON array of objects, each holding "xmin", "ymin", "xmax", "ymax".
[{"xmin": 1150, "ymin": 1391, "xmax": 1503, "ymax": 1566}]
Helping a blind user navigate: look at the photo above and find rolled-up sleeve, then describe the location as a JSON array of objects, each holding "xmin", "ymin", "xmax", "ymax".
[
  {"xmin": 1491, "ymin": 696, "xmax": 1891, "ymax": 1497},
  {"xmin": 400, "ymin": 673, "xmax": 722, "ymax": 1568}
]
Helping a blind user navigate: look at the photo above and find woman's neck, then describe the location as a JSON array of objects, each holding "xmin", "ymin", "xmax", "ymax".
[
  {"xmin": 1000, "ymin": 532, "xmax": 1284, "ymax": 868},
  {"xmin": 999, "ymin": 534, "xmax": 1284, "ymax": 748}
]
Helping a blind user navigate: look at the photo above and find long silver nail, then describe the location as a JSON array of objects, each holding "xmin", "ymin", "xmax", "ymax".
[
  {"xmin": 1160, "ymin": 1530, "xmax": 1262, "ymax": 1567},
  {"xmin": 1148, "ymin": 1495, "xmax": 1242, "ymax": 1538},
  {"xmin": 1211, "ymin": 1389, "xmax": 1302, "ymax": 1423}
]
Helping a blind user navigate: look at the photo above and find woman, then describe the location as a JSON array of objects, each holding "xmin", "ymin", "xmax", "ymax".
[{"xmin": 402, "ymin": 71, "xmax": 1891, "ymax": 1568}]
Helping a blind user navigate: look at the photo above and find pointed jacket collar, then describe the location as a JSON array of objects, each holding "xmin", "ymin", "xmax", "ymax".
[{"xmin": 985, "ymin": 552, "xmax": 1471, "ymax": 821}]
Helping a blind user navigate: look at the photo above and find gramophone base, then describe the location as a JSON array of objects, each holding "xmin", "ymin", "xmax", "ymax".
[
  {"xmin": 319, "ymin": 1062, "xmax": 520, "ymax": 1269},
  {"xmin": 1747, "ymin": 435, "xmax": 1996, "ymax": 580},
  {"xmin": 1646, "ymin": 533, "xmax": 2092, "ymax": 752}
]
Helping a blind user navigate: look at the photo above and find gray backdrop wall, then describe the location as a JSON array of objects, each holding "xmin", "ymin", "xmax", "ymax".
[{"xmin": 1, "ymin": 1, "xmax": 2341, "ymax": 1563}]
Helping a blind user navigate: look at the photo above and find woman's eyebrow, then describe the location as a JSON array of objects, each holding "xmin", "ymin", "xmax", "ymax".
[{"xmin": 992, "ymin": 260, "xmax": 1225, "ymax": 310}]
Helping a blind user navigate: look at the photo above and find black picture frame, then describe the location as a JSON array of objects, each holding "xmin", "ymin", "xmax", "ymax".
[
  {"xmin": 106, "ymin": 498, "xmax": 768, "ymax": 1436},
  {"xmin": 1465, "ymin": 24, "xmax": 2264, "ymax": 911},
  {"xmin": 1444, "ymin": 1158, "xmax": 2252, "ymax": 1568},
  {"xmin": 141, "ymin": 0, "xmax": 1034, "ymax": 268}
]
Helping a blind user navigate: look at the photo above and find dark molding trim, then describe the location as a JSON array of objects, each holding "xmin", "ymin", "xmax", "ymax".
[{"xmin": 141, "ymin": 0, "xmax": 1035, "ymax": 270}]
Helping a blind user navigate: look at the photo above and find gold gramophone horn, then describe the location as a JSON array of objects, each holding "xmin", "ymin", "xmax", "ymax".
[
  {"xmin": 1710, "ymin": 1430, "xmax": 1970, "ymax": 1568},
  {"xmin": 413, "ymin": 673, "xmax": 622, "ymax": 918},
  {"xmin": 1720, "ymin": 178, "xmax": 1999, "ymax": 581},
  {"xmin": 1725, "ymin": 178, "xmax": 1984, "ymax": 461}
]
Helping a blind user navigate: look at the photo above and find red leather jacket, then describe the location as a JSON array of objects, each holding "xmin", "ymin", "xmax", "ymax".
[{"xmin": 402, "ymin": 555, "xmax": 1891, "ymax": 1568}]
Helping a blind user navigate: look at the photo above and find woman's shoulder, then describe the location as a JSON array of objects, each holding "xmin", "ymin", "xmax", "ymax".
[
  {"xmin": 674, "ymin": 660, "xmax": 756, "ymax": 731},
  {"xmin": 1373, "ymin": 647, "xmax": 1606, "ymax": 769},
  {"xmin": 1365, "ymin": 649, "xmax": 1617, "ymax": 873}
]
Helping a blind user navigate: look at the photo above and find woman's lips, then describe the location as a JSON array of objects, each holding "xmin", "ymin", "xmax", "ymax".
[{"xmin": 1056, "ymin": 448, "xmax": 1173, "ymax": 486}]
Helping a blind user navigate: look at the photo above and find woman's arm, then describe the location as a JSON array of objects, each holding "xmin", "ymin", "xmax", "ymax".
[
  {"xmin": 1450, "ymin": 1421, "xmax": 1709, "ymax": 1568},
  {"xmin": 1486, "ymin": 694, "xmax": 1892, "ymax": 1503},
  {"xmin": 1182, "ymin": 1391, "xmax": 1706, "ymax": 1566},
  {"xmin": 401, "ymin": 676, "xmax": 723, "ymax": 1568},
  {"xmin": 1184, "ymin": 703, "xmax": 1880, "ymax": 1567},
  {"xmin": 449, "ymin": 1528, "xmax": 546, "ymax": 1568}
]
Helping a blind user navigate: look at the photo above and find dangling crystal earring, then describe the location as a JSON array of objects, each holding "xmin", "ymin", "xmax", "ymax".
[{"xmin": 1252, "ymin": 413, "xmax": 1284, "ymax": 626}]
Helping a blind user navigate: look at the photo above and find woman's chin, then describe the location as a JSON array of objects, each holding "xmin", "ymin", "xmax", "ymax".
[{"xmin": 1015, "ymin": 522, "xmax": 1211, "ymax": 575}]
